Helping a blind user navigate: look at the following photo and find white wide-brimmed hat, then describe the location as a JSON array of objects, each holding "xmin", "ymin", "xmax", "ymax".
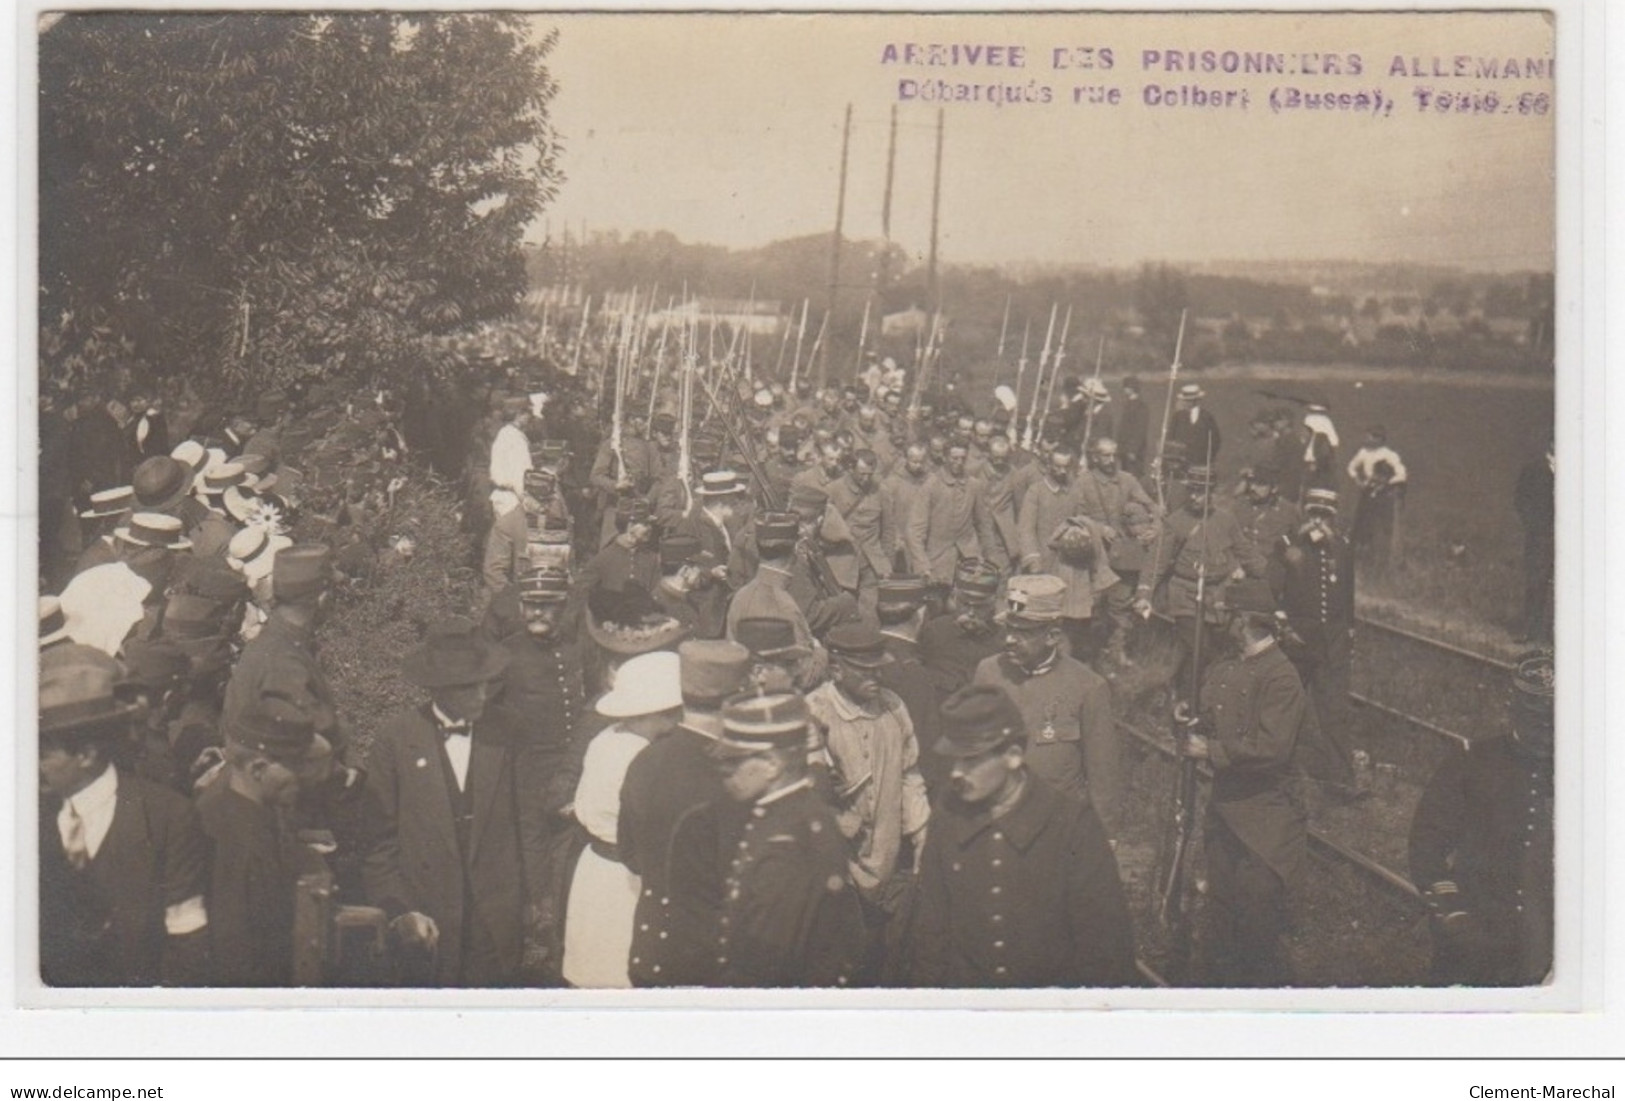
[{"xmin": 595, "ymin": 650, "xmax": 683, "ymax": 718}]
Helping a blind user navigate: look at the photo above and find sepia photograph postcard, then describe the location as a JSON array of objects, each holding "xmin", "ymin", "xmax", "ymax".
[{"xmin": 11, "ymin": 0, "xmax": 1616, "ymax": 1060}]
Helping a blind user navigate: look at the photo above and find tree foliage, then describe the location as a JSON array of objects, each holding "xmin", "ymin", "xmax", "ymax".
[{"xmin": 40, "ymin": 12, "xmax": 561, "ymax": 402}]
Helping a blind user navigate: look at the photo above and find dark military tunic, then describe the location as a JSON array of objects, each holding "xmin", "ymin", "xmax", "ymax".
[
  {"xmin": 1197, "ymin": 641, "xmax": 1311, "ymax": 984},
  {"xmin": 197, "ymin": 778, "xmax": 300, "ymax": 986},
  {"xmin": 1149, "ymin": 505, "xmax": 1268, "ymax": 623},
  {"xmin": 619, "ymin": 726, "xmax": 727, "ymax": 987},
  {"xmin": 1279, "ymin": 529, "xmax": 1358, "ymax": 784},
  {"xmin": 1408, "ymin": 734, "xmax": 1553, "ymax": 985},
  {"xmin": 906, "ymin": 776, "xmax": 1140, "ymax": 987},
  {"xmin": 716, "ymin": 780, "xmax": 864, "ymax": 987},
  {"xmin": 221, "ymin": 614, "xmax": 345, "ymax": 752},
  {"xmin": 918, "ymin": 613, "xmax": 1001, "ymax": 686}
]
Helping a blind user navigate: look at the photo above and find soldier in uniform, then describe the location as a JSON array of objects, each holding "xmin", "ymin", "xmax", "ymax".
[
  {"xmin": 1175, "ymin": 579, "xmax": 1311, "ymax": 986},
  {"xmin": 576, "ymin": 496, "xmax": 660, "ymax": 599},
  {"xmin": 972, "ymin": 575, "xmax": 1122, "ymax": 842},
  {"xmin": 906, "ymin": 440, "xmax": 994, "ymax": 586},
  {"xmin": 1233, "ymin": 463, "xmax": 1300, "ymax": 596},
  {"xmin": 361, "ymin": 620, "xmax": 534, "ymax": 987},
  {"xmin": 39, "ymin": 645, "xmax": 211, "ymax": 987},
  {"xmin": 918, "ymin": 557, "xmax": 1004, "ymax": 686},
  {"xmin": 1278, "ymin": 488, "xmax": 1359, "ymax": 791},
  {"xmin": 1017, "ymin": 442, "xmax": 1117, "ymax": 661},
  {"xmin": 825, "ymin": 448, "xmax": 889, "ymax": 618},
  {"xmin": 874, "ymin": 576, "xmax": 956, "ymax": 800},
  {"xmin": 1073, "ymin": 436, "xmax": 1160, "ymax": 667},
  {"xmin": 1140, "ymin": 465, "xmax": 1268, "ymax": 693},
  {"xmin": 727, "ymin": 512, "xmax": 818, "ymax": 654},
  {"xmin": 707, "ymin": 691, "xmax": 866, "ymax": 987},
  {"xmin": 975, "ymin": 434, "xmax": 1029, "ymax": 573},
  {"xmin": 1408, "ymin": 650, "xmax": 1554, "ymax": 986},
  {"xmin": 906, "ymin": 685, "xmax": 1140, "ymax": 988},
  {"xmin": 879, "ymin": 443, "xmax": 933, "ymax": 576},
  {"xmin": 620, "ymin": 639, "xmax": 750, "ymax": 987}
]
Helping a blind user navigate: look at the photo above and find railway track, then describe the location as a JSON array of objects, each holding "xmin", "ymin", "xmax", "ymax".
[
  {"xmin": 1354, "ymin": 613, "xmax": 1516, "ymax": 673},
  {"xmin": 1116, "ymin": 716, "xmax": 1423, "ymax": 911}
]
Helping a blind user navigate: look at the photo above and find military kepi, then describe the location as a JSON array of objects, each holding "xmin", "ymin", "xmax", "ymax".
[{"xmin": 935, "ymin": 684, "xmax": 1026, "ymax": 758}]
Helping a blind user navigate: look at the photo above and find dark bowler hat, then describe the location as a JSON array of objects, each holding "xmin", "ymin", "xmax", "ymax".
[
  {"xmin": 1220, "ymin": 578, "xmax": 1277, "ymax": 616},
  {"xmin": 80, "ymin": 485, "xmax": 135, "ymax": 520},
  {"xmin": 825, "ymin": 622, "xmax": 894, "ymax": 668},
  {"xmin": 754, "ymin": 511, "xmax": 800, "ymax": 545},
  {"xmin": 162, "ymin": 592, "xmax": 230, "ymax": 642},
  {"xmin": 272, "ymin": 544, "xmax": 332, "ymax": 602},
  {"xmin": 226, "ymin": 680, "xmax": 320, "ymax": 763},
  {"xmin": 1304, "ymin": 487, "xmax": 1339, "ymax": 515},
  {"xmin": 518, "ymin": 565, "xmax": 571, "ymax": 604},
  {"xmin": 115, "ymin": 512, "xmax": 191, "ymax": 551},
  {"xmin": 120, "ymin": 639, "xmax": 192, "ymax": 693},
  {"xmin": 876, "ymin": 576, "xmax": 929, "ymax": 612},
  {"xmin": 935, "ymin": 684, "xmax": 1026, "ymax": 758},
  {"xmin": 679, "ymin": 639, "xmax": 752, "ymax": 709},
  {"xmin": 953, "ymin": 557, "xmax": 1001, "ymax": 603},
  {"xmin": 401, "ymin": 617, "xmax": 511, "ymax": 689},
  {"xmin": 133, "ymin": 455, "xmax": 193, "ymax": 512},
  {"xmin": 711, "ymin": 691, "xmax": 812, "ymax": 757},
  {"xmin": 734, "ymin": 617, "xmax": 809, "ymax": 661},
  {"xmin": 40, "ymin": 644, "xmax": 139, "ymax": 734}
]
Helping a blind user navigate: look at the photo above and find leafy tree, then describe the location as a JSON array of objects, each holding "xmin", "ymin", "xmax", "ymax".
[{"xmin": 40, "ymin": 12, "xmax": 561, "ymax": 403}]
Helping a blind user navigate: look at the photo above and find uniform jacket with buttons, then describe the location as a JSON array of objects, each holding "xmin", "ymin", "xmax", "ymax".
[
  {"xmin": 482, "ymin": 587, "xmax": 587, "ymax": 817},
  {"xmin": 973, "ymin": 652, "xmax": 1122, "ymax": 837},
  {"xmin": 1408, "ymin": 734, "xmax": 1553, "ymax": 985},
  {"xmin": 717, "ymin": 782, "xmax": 865, "ymax": 987},
  {"xmin": 906, "ymin": 775, "xmax": 1141, "ymax": 987},
  {"xmin": 1148, "ymin": 504, "xmax": 1268, "ymax": 622},
  {"xmin": 619, "ymin": 726, "xmax": 727, "ymax": 987},
  {"xmin": 222, "ymin": 614, "xmax": 346, "ymax": 752},
  {"xmin": 1280, "ymin": 528, "xmax": 1355, "ymax": 659},
  {"xmin": 1197, "ymin": 642, "xmax": 1310, "ymax": 892}
]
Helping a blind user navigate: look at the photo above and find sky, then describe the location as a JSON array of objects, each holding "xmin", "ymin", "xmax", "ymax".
[{"xmin": 532, "ymin": 11, "xmax": 1555, "ymax": 272}]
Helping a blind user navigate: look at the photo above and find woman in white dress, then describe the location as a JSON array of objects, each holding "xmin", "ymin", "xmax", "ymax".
[{"xmin": 561, "ymin": 649, "xmax": 683, "ymax": 988}]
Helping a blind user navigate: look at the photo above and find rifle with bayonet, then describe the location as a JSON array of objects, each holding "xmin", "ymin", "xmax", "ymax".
[{"xmin": 1023, "ymin": 304, "xmax": 1058, "ymax": 452}]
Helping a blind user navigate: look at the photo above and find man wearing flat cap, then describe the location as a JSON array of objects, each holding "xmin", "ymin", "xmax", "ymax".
[
  {"xmin": 39, "ymin": 645, "xmax": 211, "ymax": 987},
  {"xmin": 1408, "ymin": 649, "xmax": 1554, "ymax": 986},
  {"xmin": 906, "ymin": 685, "xmax": 1139, "ymax": 987},
  {"xmin": 1175, "ymin": 578, "xmax": 1311, "ymax": 986},
  {"xmin": 197, "ymin": 675, "xmax": 337, "ymax": 985},
  {"xmin": 973, "ymin": 574, "xmax": 1123, "ymax": 842},
  {"xmin": 807, "ymin": 623, "xmax": 930, "ymax": 972},
  {"xmin": 361, "ymin": 618, "xmax": 535, "ymax": 987},
  {"xmin": 708, "ymin": 692, "xmax": 865, "ymax": 987}
]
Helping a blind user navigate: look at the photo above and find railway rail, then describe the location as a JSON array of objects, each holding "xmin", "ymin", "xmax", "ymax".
[
  {"xmin": 1116, "ymin": 717, "xmax": 1423, "ymax": 911},
  {"xmin": 1354, "ymin": 612, "xmax": 1517, "ymax": 673}
]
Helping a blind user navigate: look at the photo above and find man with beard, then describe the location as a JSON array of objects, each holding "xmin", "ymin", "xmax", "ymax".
[
  {"xmin": 972, "ymin": 575, "xmax": 1121, "ymax": 842},
  {"xmin": 919, "ymin": 558, "xmax": 1004, "ymax": 685},
  {"xmin": 1073, "ymin": 436, "xmax": 1160, "ymax": 668},
  {"xmin": 1017, "ymin": 443, "xmax": 1116, "ymax": 661},
  {"xmin": 975, "ymin": 435, "xmax": 1031, "ymax": 573},
  {"xmin": 792, "ymin": 437, "xmax": 848, "ymax": 495},
  {"xmin": 1408, "ymin": 649, "xmax": 1554, "ymax": 986},
  {"xmin": 905, "ymin": 685, "xmax": 1139, "ymax": 988},
  {"xmin": 1175, "ymin": 579, "xmax": 1311, "ymax": 986}
]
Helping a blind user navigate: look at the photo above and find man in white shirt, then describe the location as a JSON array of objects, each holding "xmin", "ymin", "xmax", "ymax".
[{"xmin": 39, "ymin": 644, "xmax": 210, "ymax": 986}]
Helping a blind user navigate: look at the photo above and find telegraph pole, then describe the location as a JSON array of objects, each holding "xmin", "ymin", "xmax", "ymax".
[{"xmin": 822, "ymin": 103, "xmax": 852, "ymax": 391}]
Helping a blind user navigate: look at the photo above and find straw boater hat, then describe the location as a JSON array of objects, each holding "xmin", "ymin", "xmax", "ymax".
[
  {"xmin": 169, "ymin": 440, "xmax": 208, "ymax": 478},
  {"xmin": 696, "ymin": 470, "xmax": 747, "ymax": 497},
  {"xmin": 222, "ymin": 483, "xmax": 262, "ymax": 524},
  {"xmin": 1178, "ymin": 383, "xmax": 1205, "ymax": 401},
  {"xmin": 227, "ymin": 525, "xmax": 291, "ymax": 586},
  {"xmin": 595, "ymin": 650, "xmax": 683, "ymax": 719},
  {"xmin": 114, "ymin": 511, "xmax": 192, "ymax": 551},
  {"xmin": 79, "ymin": 486, "xmax": 134, "ymax": 521}
]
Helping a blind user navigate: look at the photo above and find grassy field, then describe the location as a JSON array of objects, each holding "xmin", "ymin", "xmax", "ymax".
[{"xmin": 1093, "ymin": 365, "xmax": 1553, "ymax": 651}]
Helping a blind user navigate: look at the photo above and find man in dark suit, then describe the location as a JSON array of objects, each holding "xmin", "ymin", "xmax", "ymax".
[
  {"xmin": 1113, "ymin": 376, "xmax": 1150, "ymax": 476},
  {"xmin": 1166, "ymin": 382, "xmax": 1221, "ymax": 466},
  {"xmin": 361, "ymin": 619, "xmax": 537, "ymax": 987},
  {"xmin": 39, "ymin": 645, "xmax": 210, "ymax": 987}
]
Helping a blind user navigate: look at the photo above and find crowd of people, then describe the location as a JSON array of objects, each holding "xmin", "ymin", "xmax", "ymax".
[{"xmin": 36, "ymin": 328, "xmax": 1555, "ymax": 990}]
